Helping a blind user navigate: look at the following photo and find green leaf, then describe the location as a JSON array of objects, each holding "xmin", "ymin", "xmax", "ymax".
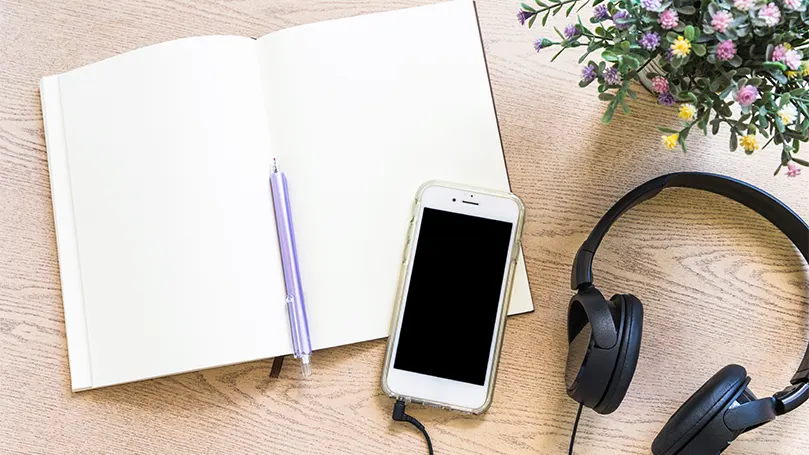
[
  {"xmin": 602, "ymin": 103, "xmax": 616, "ymax": 123},
  {"xmin": 599, "ymin": 93, "xmax": 616, "ymax": 101},
  {"xmin": 793, "ymin": 157, "xmax": 809, "ymax": 166},
  {"xmin": 684, "ymin": 25, "xmax": 695, "ymax": 41},
  {"xmin": 776, "ymin": 116, "xmax": 786, "ymax": 133},
  {"xmin": 763, "ymin": 61, "xmax": 788, "ymax": 71},
  {"xmin": 658, "ymin": 126, "xmax": 679, "ymax": 134},
  {"xmin": 729, "ymin": 131, "xmax": 738, "ymax": 151},
  {"xmin": 692, "ymin": 43, "xmax": 706, "ymax": 57},
  {"xmin": 566, "ymin": 2, "xmax": 575, "ymax": 16},
  {"xmin": 529, "ymin": 13, "xmax": 538, "ymax": 27},
  {"xmin": 623, "ymin": 55, "xmax": 640, "ymax": 69},
  {"xmin": 712, "ymin": 120, "xmax": 721, "ymax": 135},
  {"xmin": 521, "ymin": 3, "xmax": 536, "ymax": 12},
  {"xmin": 677, "ymin": 5, "xmax": 697, "ymax": 14},
  {"xmin": 666, "ymin": 32, "xmax": 678, "ymax": 42},
  {"xmin": 628, "ymin": 90, "xmax": 637, "ymax": 101},
  {"xmin": 602, "ymin": 50, "xmax": 619, "ymax": 62},
  {"xmin": 780, "ymin": 93, "xmax": 791, "ymax": 107},
  {"xmin": 621, "ymin": 41, "xmax": 631, "ymax": 52},
  {"xmin": 541, "ymin": 11, "xmax": 549, "ymax": 26},
  {"xmin": 621, "ymin": 101, "xmax": 631, "ymax": 114}
]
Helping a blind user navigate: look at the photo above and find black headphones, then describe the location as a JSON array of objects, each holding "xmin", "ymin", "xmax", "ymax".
[{"xmin": 565, "ymin": 172, "xmax": 809, "ymax": 455}]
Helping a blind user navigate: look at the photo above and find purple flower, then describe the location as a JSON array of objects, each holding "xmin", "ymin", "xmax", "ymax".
[
  {"xmin": 658, "ymin": 92, "xmax": 676, "ymax": 106},
  {"xmin": 759, "ymin": 3, "xmax": 781, "ymax": 26},
  {"xmin": 664, "ymin": 48, "xmax": 675, "ymax": 62},
  {"xmin": 581, "ymin": 64, "xmax": 597, "ymax": 83},
  {"xmin": 659, "ymin": 9, "xmax": 679, "ymax": 29},
  {"xmin": 613, "ymin": 10, "xmax": 631, "ymax": 29},
  {"xmin": 517, "ymin": 10, "xmax": 532, "ymax": 25},
  {"xmin": 639, "ymin": 32, "xmax": 661, "ymax": 50},
  {"xmin": 772, "ymin": 44, "xmax": 788, "ymax": 62},
  {"xmin": 735, "ymin": 85, "xmax": 760, "ymax": 106},
  {"xmin": 604, "ymin": 66, "xmax": 622, "ymax": 85},
  {"xmin": 534, "ymin": 38, "xmax": 544, "ymax": 52},
  {"xmin": 711, "ymin": 10, "xmax": 733, "ymax": 33},
  {"xmin": 786, "ymin": 162, "xmax": 802, "ymax": 177},
  {"xmin": 651, "ymin": 76, "xmax": 669, "ymax": 94},
  {"xmin": 593, "ymin": 4, "xmax": 610, "ymax": 20},
  {"xmin": 715, "ymin": 40, "xmax": 737, "ymax": 61},
  {"xmin": 564, "ymin": 23, "xmax": 579, "ymax": 39},
  {"xmin": 641, "ymin": 0, "xmax": 662, "ymax": 10}
]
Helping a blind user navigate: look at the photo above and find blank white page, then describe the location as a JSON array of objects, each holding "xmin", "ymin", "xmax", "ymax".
[
  {"xmin": 256, "ymin": 1, "xmax": 533, "ymax": 351},
  {"xmin": 53, "ymin": 36, "xmax": 290, "ymax": 388}
]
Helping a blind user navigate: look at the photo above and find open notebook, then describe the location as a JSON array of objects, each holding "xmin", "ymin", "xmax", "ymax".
[{"xmin": 40, "ymin": 0, "xmax": 534, "ymax": 391}]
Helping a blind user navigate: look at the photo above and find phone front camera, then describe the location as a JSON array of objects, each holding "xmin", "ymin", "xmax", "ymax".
[{"xmin": 452, "ymin": 198, "xmax": 456, "ymax": 202}]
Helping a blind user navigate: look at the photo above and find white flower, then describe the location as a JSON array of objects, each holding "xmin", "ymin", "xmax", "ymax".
[
  {"xmin": 778, "ymin": 104, "xmax": 798, "ymax": 125},
  {"xmin": 784, "ymin": 0, "xmax": 803, "ymax": 10},
  {"xmin": 734, "ymin": 0, "xmax": 754, "ymax": 11},
  {"xmin": 785, "ymin": 49, "xmax": 803, "ymax": 70}
]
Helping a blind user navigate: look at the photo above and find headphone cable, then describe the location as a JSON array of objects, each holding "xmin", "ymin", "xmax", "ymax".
[
  {"xmin": 569, "ymin": 403, "xmax": 584, "ymax": 455},
  {"xmin": 392, "ymin": 399, "xmax": 434, "ymax": 454}
]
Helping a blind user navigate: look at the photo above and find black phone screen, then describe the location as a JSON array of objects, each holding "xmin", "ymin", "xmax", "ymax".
[{"xmin": 392, "ymin": 207, "xmax": 514, "ymax": 386}]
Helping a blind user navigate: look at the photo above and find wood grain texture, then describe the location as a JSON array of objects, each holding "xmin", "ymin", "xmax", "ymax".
[{"xmin": 0, "ymin": 0, "xmax": 807, "ymax": 453}]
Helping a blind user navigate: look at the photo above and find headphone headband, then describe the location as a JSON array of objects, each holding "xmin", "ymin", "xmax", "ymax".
[
  {"xmin": 572, "ymin": 172, "xmax": 809, "ymax": 290},
  {"xmin": 570, "ymin": 172, "xmax": 809, "ymax": 414}
]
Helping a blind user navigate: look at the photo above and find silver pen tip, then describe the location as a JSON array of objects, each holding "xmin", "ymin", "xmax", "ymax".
[{"xmin": 300, "ymin": 354, "xmax": 312, "ymax": 377}]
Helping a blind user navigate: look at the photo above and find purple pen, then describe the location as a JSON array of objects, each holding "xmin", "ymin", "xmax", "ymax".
[{"xmin": 270, "ymin": 158, "xmax": 313, "ymax": 376}]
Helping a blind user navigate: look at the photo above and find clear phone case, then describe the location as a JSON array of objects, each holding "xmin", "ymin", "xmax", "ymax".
[{"xmin": 381, "ymin": 181, "xmax": 526, "ymax": 414}]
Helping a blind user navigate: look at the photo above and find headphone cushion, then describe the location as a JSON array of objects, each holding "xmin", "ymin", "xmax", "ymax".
[
  {"xmin": 594, "ymin": 294, "xmax": 643, "ymax": 414},
  {"xmin": 652, "ymin": 365, "xmax": 748, "ymax": 455}
]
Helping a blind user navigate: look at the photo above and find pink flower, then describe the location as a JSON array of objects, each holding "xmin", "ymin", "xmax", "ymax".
[
  {"xmin": 784, "ymin": 0, "xmax": 802, "ymax": 10},
  {"xmin": 772, "ymin": 44, "xmax": 788, "ymax": 62},
  {"xmin": 735, "ymin": 85, "xmax": 760, "ymax": 106},
  {"xmin": 759, "ymin": 3, "xmax": 781, "ymax": 26},
  {"xmin": 716, "ymin": 40, "xmax": 737, "ymax": 61},
  {"xmin": 734, "ymin": 0, "xmax": 754, "ymax": 10},
  {"xmin": 711, "ymin": 10, "xmax": 734, "ymax": 33},
  {"xmin": 659, "ymin": 9, "xmax": 679, "ymax": 29},
  {"xmin": 651, "ymin": 76, "xmax": 670, "ymax": 94},
  {"xmin": 786, "ymin": 162, "xmax": 802, "ymax": 177},
  {"xmin": 785, "ymin": 49, "xmax": 803, "ymax": 70}
]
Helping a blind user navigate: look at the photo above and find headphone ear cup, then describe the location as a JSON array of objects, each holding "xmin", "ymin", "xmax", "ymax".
[
  {"xmin": 594, "ymin": 294, "xmax": 643, "ymax": 414},
  {"xmin": 652, "ymin": 365, "xmax": 749, "ymax": 455}
]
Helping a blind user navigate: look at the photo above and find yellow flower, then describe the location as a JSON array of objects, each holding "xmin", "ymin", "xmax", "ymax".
[
  {"xmin": 678, "ymin": 104, "xmax": 696, "ymax": 121},
  {"xmin": 801, "ymin": 62, "xmax": 809, "ymax": 77},
  {"xmin": 784, "ymin": 43, "xmax": 793, "ymax": 50},
  {"xmin": 670, "ymin": 36, "xmax": 691, "ymax": 58},
  {"xmin": 786, "ymin": 70, "xmax": 799, "ymax": 79},
  {"xmin": 739, "ymin": 135, "xmax": 759, "ymax": 152},
  {"xmin": 661, "ymin": 133, "xmax": 679, "ymax": 150}
]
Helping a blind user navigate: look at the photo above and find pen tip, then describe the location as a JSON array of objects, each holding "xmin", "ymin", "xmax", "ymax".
[
  {"xmin": 300, "ymin": 354, "xmax": 312, "ymax": 377},
  {"xmin": 272, "ymin": 157, "xmax": 278, "ymax": 173}
]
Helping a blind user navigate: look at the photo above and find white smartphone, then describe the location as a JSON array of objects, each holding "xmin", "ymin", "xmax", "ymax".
[{"xmin": 381, "ymin": 181, "xmax": 525, "ymax": 414}]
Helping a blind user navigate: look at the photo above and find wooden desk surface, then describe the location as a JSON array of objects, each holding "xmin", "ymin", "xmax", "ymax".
[{"xmin": 0, "ymin": 0, "xmax": 807, "ymax": 453}]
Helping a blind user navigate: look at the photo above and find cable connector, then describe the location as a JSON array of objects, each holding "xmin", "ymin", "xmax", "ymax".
[{"xmin": 392, "ymin": 399, "xmax": 434, "ymax": 455}]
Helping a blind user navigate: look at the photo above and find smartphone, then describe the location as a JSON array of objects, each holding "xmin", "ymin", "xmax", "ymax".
[{"xmin": 381, "ymin": 181, "xmax": 525, "ymax": 414}]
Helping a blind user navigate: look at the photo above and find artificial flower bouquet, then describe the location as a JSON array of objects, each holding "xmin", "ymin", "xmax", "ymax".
[{"xmin": 519, "ymin": 0, "xmax": 808, "ymax": 176}]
